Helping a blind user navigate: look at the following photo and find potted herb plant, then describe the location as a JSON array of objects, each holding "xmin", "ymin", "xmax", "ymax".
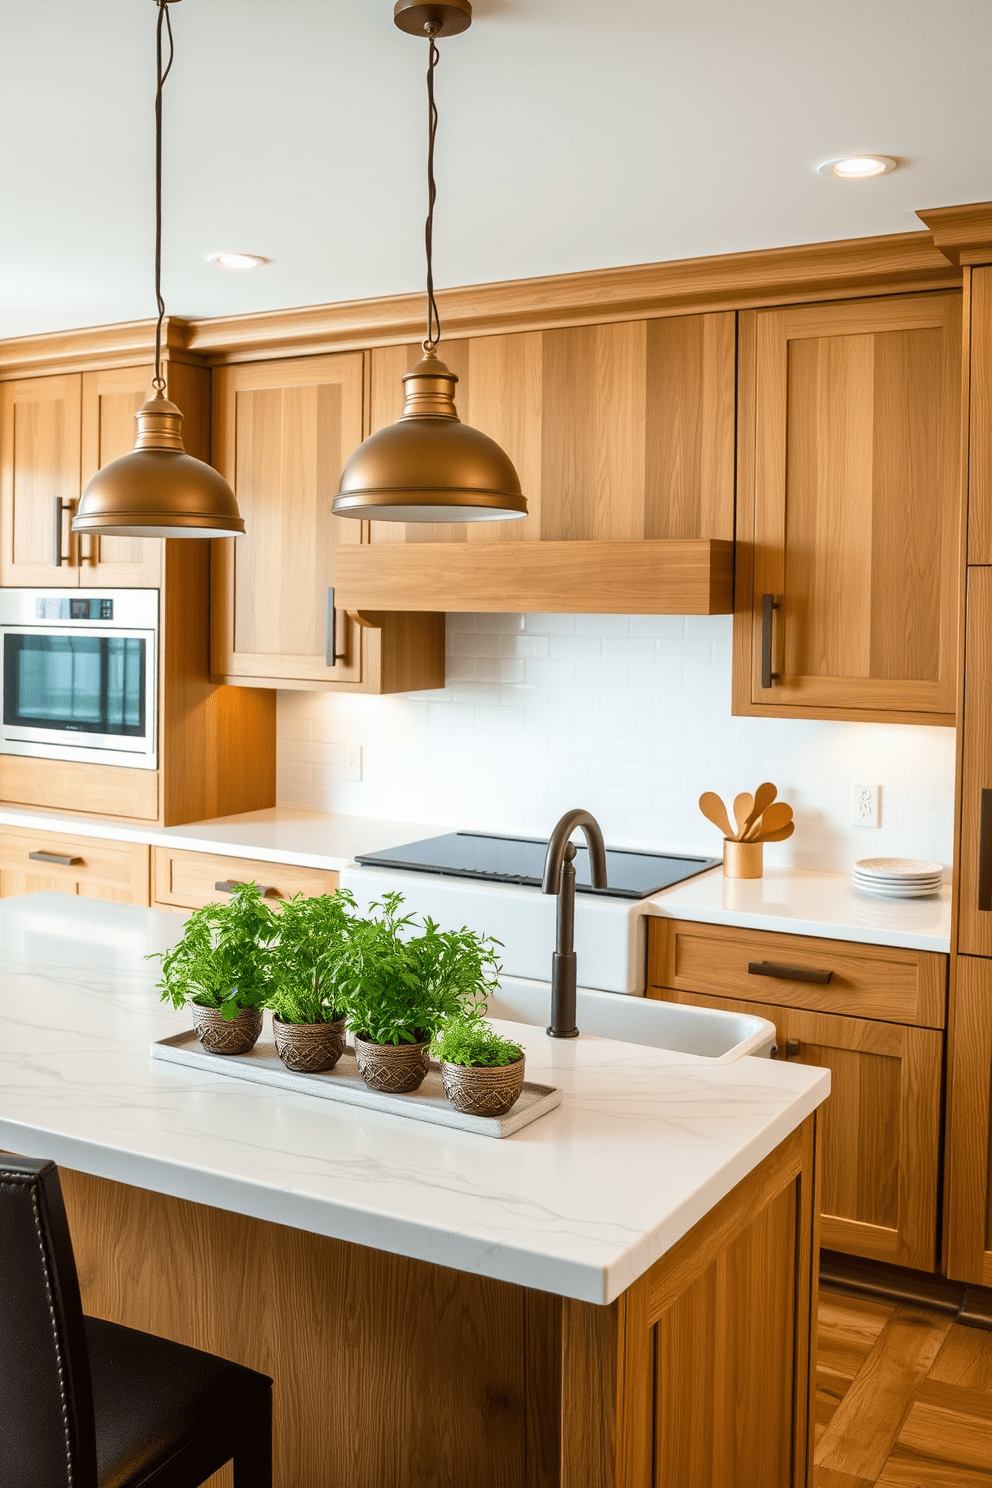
[
  {"xmin": 151, "ymin": 882, "xmax": 276, "ymax": 1055},
  {"xmin": 268, "ymin": 890, "xmax": 358, "ymax": 1072},
  {"xmin": 337, "ymin": 893, "xmax": 499, "ymax": 1094},
  {"xmin": 432, "ymin": 1018, "xmax": 525, "ymax": 1117}
]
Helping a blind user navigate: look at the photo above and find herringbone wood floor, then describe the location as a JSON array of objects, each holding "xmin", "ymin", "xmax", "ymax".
[{"xmin": 815, "ymin": 1287, "xmax": 992, "ymax": 1486}]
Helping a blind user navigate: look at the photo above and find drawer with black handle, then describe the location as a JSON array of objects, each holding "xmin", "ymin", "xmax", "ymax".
[{"xmin": 647, "ymin": 918, "xmax": 946, "ymax": 1029}]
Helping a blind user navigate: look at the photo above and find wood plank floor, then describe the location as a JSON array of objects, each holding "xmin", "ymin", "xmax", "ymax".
[{"xmin": 815, "ymin": 1287, "xmax": 992, "ymax": 1486}]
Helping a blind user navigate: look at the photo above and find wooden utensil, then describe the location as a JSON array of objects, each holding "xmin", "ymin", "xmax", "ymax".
[
  {"xmin": 746, "ymin": 802, "xmax": 793, "ymax": 841},
  {"xmin": 733, "ymin": 793, "xmax": 753, "ymax": 839},
  {"xmin": 752, "ymin": 821, "xmax": 795, "ymax": 844},
  {"xmin": 741, "ymin": 782, "xmax": 777, "ymax": 840},
  {"xmin": 698, "ymin": 792, "xmax": 735, "ymax": 839}
]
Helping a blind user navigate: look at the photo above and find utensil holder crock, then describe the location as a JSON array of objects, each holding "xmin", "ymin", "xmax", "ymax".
[{"xmin": 723, "ymin": 839, "xmax": 763, "ymax": 879}]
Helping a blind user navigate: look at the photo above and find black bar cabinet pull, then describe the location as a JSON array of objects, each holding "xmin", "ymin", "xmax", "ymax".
[
  {"xmin": 29, "ymin": 851, "xmax": 82, "ymax": 867},
  {"xmin": 748, "ymin": 960, "xmax": 832, "ymax": 985},
  {"xmin": 979, "ymin": 789, "xmax": 992, "ymax": 911},
  {"xmin": 325, "ymin": 588, "xmax": 347, "ymax": 666},
  {"xmin": 53, "ymin": 497, "xmax": 68, "ymax": 567},
  {"xmin": 761, "ymin": 594, "xmax": 778, "ymax": 688},
  {"xmin": 214, "ymin": 879, "xmax": 277, "ymax": 898}
]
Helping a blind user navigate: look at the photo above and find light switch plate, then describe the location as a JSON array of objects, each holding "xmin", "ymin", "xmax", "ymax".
[
  {"xmin": 852, "ymin": 782, "xmax": 880, "ymax": 827},
  {"xmin": 344, "ymin": 745, "xmax": 363, "ymax": 783}
]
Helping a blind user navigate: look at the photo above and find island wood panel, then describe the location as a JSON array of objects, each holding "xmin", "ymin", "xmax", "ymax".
[
  {"xmin": 0, "ymin": 825, "xmax": 149, "ymax": 905},
  {"xmin": 943, "ymin": 956, "xmax": 992, "ymax": 1287},
  {"xmin": 152, "ymin": 846, "xmax": 337, "ymax": 910},
  {"xmin": 957, "ymin": 576, "xmax": 992, "ymax": 960},
  {"xmin": 965, "ymin": 266, "xmax": 992, "ymax": 563},
  {"xmin": 0, "ymin": 756, "xmax": 160, "ymax": 820},
  {"xmin": 734, "ymin": 291, "xmax": 961, "ymax": 724},
  {"xmin": 648, "ymin": 918, "xmax": 947, "ymax": 1028},
  {"xmin": 651, "ymin": 987, "xmax": 940, "ymax": 1272},
  {"xmin": 78, "ymin": 363, "xmax": 162, "ymax": 586},
  {"xmin": 52, "ymin": 1114, "xmax": 819, "ymax": 1488},
  {"xmin": 0, "ymin": 372, "xmax": 82, "ymax": 586}
]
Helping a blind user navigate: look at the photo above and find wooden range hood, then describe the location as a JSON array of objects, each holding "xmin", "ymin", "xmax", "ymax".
[{"xmin": 334, "ymin": 538, "xmax": 734, "ymax": 615}]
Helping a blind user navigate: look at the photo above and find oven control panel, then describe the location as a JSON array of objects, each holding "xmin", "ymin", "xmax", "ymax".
[{"xmin": 36, "ymin": 597, "xmax": 114, "ymax": 621}]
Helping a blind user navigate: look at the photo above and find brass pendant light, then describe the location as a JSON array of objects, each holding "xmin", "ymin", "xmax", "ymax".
[
  {"xmin": 73, "ymin": 1, "xmax": 244, "ymax": 541},
  {"xmin": 333, "ymin": 1, "xmax": 527, "ymax": 523}
]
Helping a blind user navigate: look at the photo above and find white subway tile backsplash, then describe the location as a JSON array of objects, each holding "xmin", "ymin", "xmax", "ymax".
[{"xmin": 276, "ymin": 613, "xmax": 957, "ymax": 872}]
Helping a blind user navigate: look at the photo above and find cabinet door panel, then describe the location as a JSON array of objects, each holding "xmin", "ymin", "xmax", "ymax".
[
  {"xmin": 943, "ymin": 956, "xmax": 992, "ymax": 1287},
  {"xmin": 80, "ymin": 365, "xmax": 162, "ymax": 586},
  {"xmin": 957, "ymin": 568, "xmax": 992, "ymax": 955},
  {"xmin": 736, "ymin": 292, "xmax": 961, "ymax": 723},
  {"xmin": 211, "ymin": 354, "xmax": 364, "ymax": 685},
  {"xmin": 1, "ymin": 374, "xmax": 82, "ymax": 586},
  {"xmin": 649, "ymin": 986, "xmax": 941, "ymax": 1270}
]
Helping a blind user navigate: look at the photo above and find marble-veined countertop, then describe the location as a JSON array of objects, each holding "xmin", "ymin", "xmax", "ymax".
[{"xmin": 0, "ymin": 893, "xmax": 828, "ymax": 1305}]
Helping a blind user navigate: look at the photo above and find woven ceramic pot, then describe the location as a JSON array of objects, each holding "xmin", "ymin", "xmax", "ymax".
[
  {"xmin": 441, "ymin": 1056, "xmax": 526, "ymax": 1118},
  {"xmin": 190, "ymin": 1003, "xmax": 262, "ymax": 1056},
  {"xmin": 273, "ymin": 1014, "xmax": 346, "ymax": 1074},
  {"xmin": 353, "ymin": 1034, "xmax": 431, "ymax": 1094}
]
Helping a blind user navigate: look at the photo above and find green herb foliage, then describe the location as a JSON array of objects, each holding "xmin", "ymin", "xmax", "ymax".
[
  {"xmin": 150, "ymin": 882, "xmax": 277, "ymax": 1021},
  {"xmin": 336, "ymin": 892, "xmax": 499, "ymax": 1046},
  {"xmin": 431, "ymin": 1017, "xmax": 523, "ymax": 1068},
  {"xmin": 268, "ymin": 889, "xmax": 358, "ymax": 1025}
]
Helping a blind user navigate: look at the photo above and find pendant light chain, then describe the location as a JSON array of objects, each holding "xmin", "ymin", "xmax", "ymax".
[
  {"xmin": 423, "ymin": 23, "xmax": 441, "ymax": 352},
  {"xmin": 152, "ymin": 1, "xmax": 175, "ymax": 395}
]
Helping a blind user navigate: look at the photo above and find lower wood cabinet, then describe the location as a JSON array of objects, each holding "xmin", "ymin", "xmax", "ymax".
[
  {"xmin": 648, "ymin": 919, "xmax": 946, "ymax": 1273},
  {"xmin": 0, "ymin": 825, "xmax": 149, "ymax": 906},
  {"xmin": 943, "ymin": 956, "xmax": 992, "ymax": 1287},
  {"xmin": 151, "ymin": 846, "xmax": 338, "ymax": 911}
]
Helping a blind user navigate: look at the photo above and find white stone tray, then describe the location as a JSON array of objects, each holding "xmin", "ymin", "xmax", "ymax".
[{"xmin": 152, "ymin": 1030, "xmax": 563, "ymax": 1139}]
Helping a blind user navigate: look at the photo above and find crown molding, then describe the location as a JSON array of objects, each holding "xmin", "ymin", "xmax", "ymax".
[
  {"xmin": 0, "ymin": 226, "xmax": 962, "ymax": 378},
  {"xmin": 0, "ymin": 316, "xmax": 203, "ymax": 381},
  {"xmin": 917, "ymin": 201, "xmax": 992, "ymax": 266}
]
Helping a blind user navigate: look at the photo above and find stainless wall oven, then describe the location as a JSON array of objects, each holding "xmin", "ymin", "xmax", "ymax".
[{"xmin": 0, "ymin": 589, "xmax": 158, "ymax": 770}]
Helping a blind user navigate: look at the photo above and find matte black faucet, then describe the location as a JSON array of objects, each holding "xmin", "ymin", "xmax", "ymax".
[{"xmin": 542, "ymin": 809, "xmax": 608, "ymax": 1038}]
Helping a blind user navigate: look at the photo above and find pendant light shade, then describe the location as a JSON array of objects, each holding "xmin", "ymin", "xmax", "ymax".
[
  {"xmin": 73, "ymin": 396, "xmax": 245, "ymax": 539},
  {"xmin": 73, "ymin": 0, "xmax": 244, "ymax": 541},
  {"xmin": 334, "ymin": 350, "xmax": 526, "ymax": 522},
  {"xmin": 333, "ymin": 2, "xmax": 526, "ymax": 524}
]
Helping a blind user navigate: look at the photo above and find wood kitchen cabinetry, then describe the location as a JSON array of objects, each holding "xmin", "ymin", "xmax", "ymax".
[
  {"xmin": 333, "ymin": 315, "xmax": 737, "ymax": 615},
  {"xmin": 0, "ymin": 824, "xmax": 149, "ymax": 905},
  {"xmin": 0, "ymin": 364, "xmax": 177, "ymax": 588},
  {"xmin": 648, "ymin": 919, "xmax": 946, "ymax": 1271},
  {"xmin": 734, "ymin": 291, "xmax": 962, "ymax": 725},
  {"xmin": 210, "ymin": 354, "xmax": 444, "ymax": 693},
  {"xmin": 151, "ymin": 846, "xmax": 337, "ymax": 911}
]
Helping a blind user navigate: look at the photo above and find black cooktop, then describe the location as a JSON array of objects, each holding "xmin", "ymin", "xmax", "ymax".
[{"xmin": 354, "ymin": 831, "xmax": 720, "ymax": 901}]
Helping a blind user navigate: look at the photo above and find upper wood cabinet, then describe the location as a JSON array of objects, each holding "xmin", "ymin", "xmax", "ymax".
[
  {"xmin": 1, "ymin": 365, "xmax": 165, "ymax": 589},
  {"xmin": 210, "ymin": 354, "xmax": 444, "ymax": 693},
  {"xmin": 334, "ymin": 315, "xmax": 737, "ymax": 614},
  {"xmin": 734, "ymin": 291, "xmax": 963, "ymax": 725},
  {"xmin": 1, "ymin": 374, "xmax": 82, "ymax": 586}
]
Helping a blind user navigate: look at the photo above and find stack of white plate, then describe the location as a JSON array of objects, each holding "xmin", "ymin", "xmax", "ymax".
[{"xmin": 852, "ymin": 857, "xmax": 944, "ymax": 899}]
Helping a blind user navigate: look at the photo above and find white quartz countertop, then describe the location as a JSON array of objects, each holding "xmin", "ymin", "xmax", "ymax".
[
  {"xmin": 0, "ymin": 805, "xmax": 442, "ymax": 873},
  {"xmin": 0, "ymin": 803, "xmax": 951, "ymax": 952},
  {"xmin": 645, "ymin": 866, "xmax": 952, "ymax": 953},
  {"xmin": 0, "ymin": 894, "xmax": 828, "ymax": 1305}
]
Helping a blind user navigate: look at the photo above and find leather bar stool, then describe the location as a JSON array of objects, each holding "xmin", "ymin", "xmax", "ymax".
[{"xmin": 0, "ymin": 1155, "xmax": 273, "ymax": 1488}]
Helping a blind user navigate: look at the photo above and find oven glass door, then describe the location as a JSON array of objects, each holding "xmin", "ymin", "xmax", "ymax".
[{"xmin": 2, "ymin": 627, "xmax": 157, "ymax": 766}]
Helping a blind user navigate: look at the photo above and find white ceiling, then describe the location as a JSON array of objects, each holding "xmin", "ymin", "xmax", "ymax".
[{"xmin": 1, "ymin": 0, "xmax": 990, "ymax": 340}]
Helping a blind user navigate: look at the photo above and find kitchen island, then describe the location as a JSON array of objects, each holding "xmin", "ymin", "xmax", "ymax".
[{"xmin": 0, "ymin": 893, "xmax": 829, "ymax": 1488}]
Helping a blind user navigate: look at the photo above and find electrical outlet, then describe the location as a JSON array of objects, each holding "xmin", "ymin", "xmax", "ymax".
[
  {"xmin": 344, "ymin": 745, "xmax": 362, "ymax": 783},
  {"xmin": 852, "ymin": 782, "xmax": 880, "ymax": 828}
]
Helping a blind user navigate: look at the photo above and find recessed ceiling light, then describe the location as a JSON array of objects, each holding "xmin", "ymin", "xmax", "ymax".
[
  {"xmin": 817, "ymin": 156, "xmax": 898, "ymax": 179},
  {"xmin": 212, "ymin": 252, "xmax": 268, "ymax": 269}
]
